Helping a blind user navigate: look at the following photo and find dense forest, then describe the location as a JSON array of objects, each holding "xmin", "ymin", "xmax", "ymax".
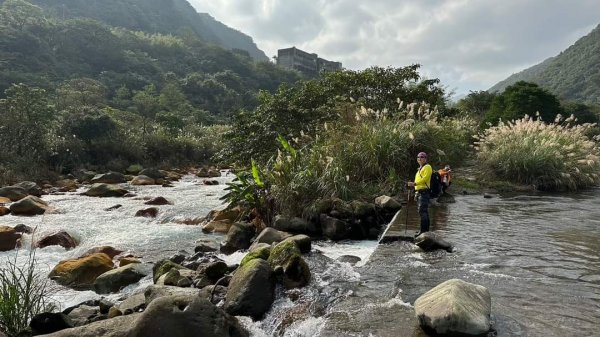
[
  {"xmin": 0, "ymin": 0, "xmax": 302, "ymax": 183},
  {"xmin": 490, "ymin": 23, "xmax": 600, "ymax": 104}
]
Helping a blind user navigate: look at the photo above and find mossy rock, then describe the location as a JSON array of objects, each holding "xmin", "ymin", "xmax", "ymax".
[
  {"xmin": 152, "ymin": 259, "xmax": 184, "ymax": 284},
  {"xmin": 126, "ymin": 164, "xmax": 143, "ymax": 175},
  {"xmin": 240, "ymin": 246, "xmax": 271, "ymax": 267},
  {"xmin": 267, "ymin": 240, "xmax": 300, "ymax": 269}
]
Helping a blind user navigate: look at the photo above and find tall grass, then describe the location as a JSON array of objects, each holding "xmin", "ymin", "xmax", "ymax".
[
  {"xmin": 269, "ymin": 102, "xmax": 477, "ymax": 216},
  {"xmin": 0, "ymin": 250, "xmax": 56, "ymax": 337},
  {"xmin": 474, "ymin": 115, "xmax": 600, "ymax": 190}
]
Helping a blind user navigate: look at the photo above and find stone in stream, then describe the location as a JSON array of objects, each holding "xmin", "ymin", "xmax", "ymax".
[
  {"xmin": 82, "ymin": 246, "xmax": 123, "ymax": 259},
  {"xmin": 91, "ymin": 172, "xmax": 126, "ymax": 184},
  {"xmin": 320, "ymin": 214, "xmax": 351, "ymax": 241},
  {"xmin": 268, "ymin": 240, "xmax": 311, "ymax": 289},
  {"xmin": 48, "ymin": 253, "xmax": 114, "ymax": 290},
  {"xmin": 29, "ymin": 312, "xmax": 73, "ymax": 335},
  {"xmin": 0, "ymin": 206, "xmax": 10, "ymax": 216},
  {"xmin": 414, "ymin": 278, "xmax": 492, "ymax": 336},
  {"xmin": 0, "ymin": 225, "xmax": 21, "ymax": 251},
  {"xmin": 144, "ymin": 196, "xmax": 172, "ymax": 205},
  {"xmin": 13, "ymin": 223, "xmax": 33, "ymax": 234},
  {"xmin": 272, "ymin": 215, "xmax": 316, "ymax": 234},
  {"xmin": 104, "ymin": 204, "xmax": 122, "ymax": 211},
  {"xmin": 336, "ymin": 255, "xmax": 362, "ymax": 265},
  {"xmin": 135, "ymin": 207, "xmax": 158, "ymax": 218},
  {"xmin": 83, "ymin": 183, "xmax": 128, "ymax": 197},
  {"xmin": 9, "ymin": 195, "xmax": 51, "ymax": 215},
  {"xmin": 220, "ymin": 222, "xmax": 255, "ymax": 254},
  {"xmin": 37, "ymin": 231, "xmax": 78, "ymax": 250},
  {"xmin": 414, "ymin": 232, "xmax": 453, "ymax": 252},
  {"xmin": 130, "ymin": 175, "xmax": 155, "ymax": 186},
  {"xmin": 0, "ymin": 185, "xmax": 28, "ymax": 201},
  {"xmin": 14, "ymin": 181, "xmax": 43, "ymax": 197},
  {"xmin": 224, "ymin": 259, "xmax": 276, "ymax": 320},
  {"xmin": 93, "ymin": 263, "xmax": 148, "ymax": 294},
  {"xmin": 374, "ymin": 195, "xmax": 402, "ymax": 210}
]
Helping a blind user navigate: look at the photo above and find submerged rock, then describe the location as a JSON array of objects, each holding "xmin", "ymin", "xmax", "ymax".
[
  {"xmin": 37, "ymin": 231, "xmax": 78, "ymax": 250},
  {"xmin": 414, "ymin": 232, "xmax": 453, "ymax": 252},
  {"xmin": 414, "ymin": 279, "xmax": 491, "ymax": 336},
  {"xmin": 135, "ymin": 207, "xmax": 158, "ymax": 218}
]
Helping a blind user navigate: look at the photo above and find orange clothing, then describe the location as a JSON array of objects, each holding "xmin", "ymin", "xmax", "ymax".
[{"xmin": 438, "ymin": 168, "xmax": 452, "ymax": 185}]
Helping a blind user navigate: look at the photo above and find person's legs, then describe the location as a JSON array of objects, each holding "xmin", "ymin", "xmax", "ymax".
[{"xmin": 417, "ymin": 190, "xmax": 430, "ymax": 233}]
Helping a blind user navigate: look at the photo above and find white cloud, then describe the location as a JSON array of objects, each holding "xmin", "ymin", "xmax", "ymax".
[{"xmin": 188, "ymin": 0, "xmax": 600, "ymax": 96}]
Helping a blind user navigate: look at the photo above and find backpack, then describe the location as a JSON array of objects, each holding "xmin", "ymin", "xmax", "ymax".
[{"xmin": 428, "ymin": 171, "xmax": 443, "ymax": 198}]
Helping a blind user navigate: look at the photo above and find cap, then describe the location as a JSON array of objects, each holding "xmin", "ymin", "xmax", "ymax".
[
  {"xmin": 444, "ymin": 165, "xmax": 451, "ymax": 170},
  {"xmin": 417, "ymin": 152, "xmax": 427, "ymax": 158}
]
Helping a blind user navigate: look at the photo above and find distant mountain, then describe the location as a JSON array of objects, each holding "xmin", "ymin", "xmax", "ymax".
[
  {"xmin": 490, "ymin": 24, "xmax": 600, "ymax": 104},
  {"xmin": 22, "ymin": 0, "xmax": 269, "ymax": 61}
]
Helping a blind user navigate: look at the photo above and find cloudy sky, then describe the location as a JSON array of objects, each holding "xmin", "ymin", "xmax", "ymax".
[{"xmin": 188, "ymin": 0, "xmax": 600, "ymax": 97}]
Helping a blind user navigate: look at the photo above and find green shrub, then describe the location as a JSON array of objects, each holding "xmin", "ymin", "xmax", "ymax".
[
  {"xmin": 0, "ymin": 251, "xmax": 56, "ymax": 337},
  {"xmin": 269, "ymin": 103, "xmax": 477, "ymax": 216},
  {"xmin": 475, "ymin": 116, "xmax": 600, "ymax": 190}
]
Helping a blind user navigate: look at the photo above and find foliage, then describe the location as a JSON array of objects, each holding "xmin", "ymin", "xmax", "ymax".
[
  {"xmin": 456, "ymin": 90, "xmax": 496, "ymax": 120},
  {"xmin": 222, "ymin": 65, "xmax": 449, "ymax": 165},
  {"xmin": 485, "ymin": 81, "xmax": 562, "ymax": 124},
  {"xmin": 0, "ymin": 250, "xmax": 56, "ymax": 337},
  {"xmin": 267, "ymin": 103, "xmax": 476, "ymax": 217},
  {"xmin": 474, "ymin": 115, "xmax": 600, "ymax": 190}
]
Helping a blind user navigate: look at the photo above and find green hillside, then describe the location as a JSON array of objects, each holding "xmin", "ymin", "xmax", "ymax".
[
  {"xmin": 490, "ymin": 24, "xmax": 600, "ymax": 104},
  {"xmin": 15, "ymin": 0, "xmax": 269, "ymax": 61}
]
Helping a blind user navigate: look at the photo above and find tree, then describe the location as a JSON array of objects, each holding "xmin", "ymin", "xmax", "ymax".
[
  {"xmin": 456, "ymin": 90, "xmax": 496, "ymax": 119},
  {"xmin": 133, "ymin": 84, "xmax": 160, "ymax": 135},
  {"xmin": 0, "ymin": 0, "xmax": 45, "ymax": 31},
  {"xmin": 561, "ymin": 102, "xmax": 600, "ymax": 124},
  {"xmin": 56, "ymin": 78, "xmax": 107, "ymax": 110},
  {"xmin": 485, "ymin": 81, "xmax": 562, "ymax": 124}
]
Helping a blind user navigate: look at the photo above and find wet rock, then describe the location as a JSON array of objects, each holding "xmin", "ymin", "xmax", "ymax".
[
  {"xmin": 144, "ymin": 196, "xmax": 172, "ymax": 205},
  {"xmin": 37, "ymin": 231, "xmax": 78, "ymax": 250},
  {"xmin": 0, "ymin": 185, "xmax": 28, "ymax": 201},
  {"xmin": 286, "ymin": 235, "xmax": 311, "ymax": 254},
  {"xmin": 224, "ymin": 259, "xmax": 275, "ymax": 320},
  {"xmin": 67, "ymin": 305, "xmax": 99, "ymax": 326},
  {"xmin": 129, "ymin": 295, "xmax": 249, "ymax": 337},
  {"xmin": 0, "ymin": 225, "xmax": 21, "ymax": 251},
  {"xmin": 13, "ymin": 223, "xmax": 33, "ymax": 234},
  {"xmin": 108, "ymin": 306, "xmax": 123, "ymax": 318},
  {"xmin": 10, "ymin": 195, "xmax": 50, "ymax": 215},
  {"xmin": 15, "ymin": 181, "xmax": 42, "ymax": 197},
  {"xmin": 0, "ymin": 196, "xmax": 10, "ymax": 204},
  {"xmin": 152, "ymin": 259, "xmax": 185, "ymax": 283},
  {"xmin": 118, "ymin": 257, "xmax": 140, "ymax": 267},
  {"xmin": 202, "ymin": 179, "xmax": 219, "ymax": 185},
  {"xmin": 199, "ymin": 285, "xmax": 228, "ymax": 305},
  {"xmin": 98, "ymin": 299, "xmax": 113, "ymax": 314},
  {"xmin": 139, "ymin": 168, "xmax": 164, "ymax": 180},
  {"xmin": 350, "ymin": 200, "xmax": 377, "ymax": 217},
  {"xmin": 415, "ymin": 279, "xmax": 491, "ymax": 336},
  {"xmin": 320, "ymin": 214, "xmax": 351, "ymax": 241},
  {"xmin": 414, "ymin": 232, "xmax": 453, "ymax": 252},
  {"xmin": 135, "ymin": 207, "xmax": 158, "ymax": 218},
  {"xmin": 196, "ymin": 167, "xmax": 221, "ymax": 178},
  {"xmin": 30, "ymin": 312, "xmax": 73, "ymax": 335},
  {"xmin": 253, "ymin": 227, "xmax": 293, "ymax": 246},
  {"xmin": 48, "ymin": 253, "xmax": 114, "ymax": 290},
  {"xmin": 483, "ymin": 193, "xmax": 493, "ymax": 199},
  {"xmin": 130, "ymin": 175, "xmax": 155, "ymax": 186},
  {"xmin": 240, "ymin": 245, "xmax": 271, "ymax": 267},
  {"xmin": 268, "ymin": 240, "xmax": 311, "ymax": 289},
  {"xmin": 104, "ymin": 204, "xmax": 122, "ymax": 211},
  {"xmin": 197, "ymin": 261, "xmax": 228, "ymax": 280},
  {"xmin": 143, "ymin": 285, "xmax": 202, "ymax": 306},
  {"xmin": 201, "ymin": 208, "xmax": 241, "ymax": 233},
  {"xmin": 91, "ymin": 172, "xmax": 126, "ymax": 184},
  {"xmin": 194, "ymin": 239, "xmax": 219, "ymax": 253},
  {"xmin": 82, "ymin": 246, "xmax": 123, "ymax": 259},
  {"xmin": 32, "ymin": 314, "xmax": 136, "ymax": 337},
  {"xmin": 83, "ymin": 183, "xmax": 128, "ymax": 197},
  {"xmin": 72, "ymin": 169, "xmax": 97, "ymax": 182},
  {"xmin": 0, "ymin": 206, "xmax": 9, "ymax": 216},
  {"xmin": 94, "ymin": 263, "xmax": 148, "ymax": 294},
  {"xmin": 337, "ymin": 255, "xmax": 361, "ymax": 265},
  {"xmin": 220, "ymin": 222, "xmax": 255, "ymax": 254},
  {"xmin": 273, "ymin": 215, "xmax": 315, "ymax": 234},
  {"xmin": 374, "ymin": 195, "xmax": 402, "ymax": 210},
  {"xmin": 55, "ymin": 179, "xmax": 78, "ymax": 192},
  {"xmin": 202, "ymin": 220, "xmax": 233, "ymax": 233}
]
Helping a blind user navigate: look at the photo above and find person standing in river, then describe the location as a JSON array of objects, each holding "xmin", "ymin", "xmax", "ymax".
[{"xmin": 407, "ymin": 152, "xmax": 432, "ymax": 235}]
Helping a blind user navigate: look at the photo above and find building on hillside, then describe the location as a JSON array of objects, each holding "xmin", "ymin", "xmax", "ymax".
[{"xmin": 276, "ymin": 47, "xmax": 342, "ymax": 75}]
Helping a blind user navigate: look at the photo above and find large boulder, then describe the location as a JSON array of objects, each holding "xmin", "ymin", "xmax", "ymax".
[
  {"xmin": 126, "ymin": 164, "xmax": 143, "ymax": 175},
  {"xmin": 37, "ymin": 231, "xmax": 78, "ymax": 250},
  {"xmin": 415, "ymin": 232, "xmax": 453, "ymax": 252},
  {"xmin": 0, "ymin": 186, "xmax": 28, "ymax": 201},
  {"xmin": 83, "ymin": 184, "xmax": 128, "ymax": 197},
  {"xmin": 224, "ymin": 259, "xmax": 275, "ymax": 320},
  {"xmin": 201, "ymin": 208, "xmax": 241, "ymax": 233},
  {"xmin": 130, "ymin": 175, "xmax": 155, "ymax": 186},
  {"xmin": 9, "ymin": 195, "xmax": 50, "ymax": 215},
  {"xmin": 139, "ymin": 168, "xmax": 164, "ymax": 180},
  {"xmin": 272, "ymin": 215, "xmax": 315, "ymax": 234},
  {"xmin": 91, "ymin": 172, "xmax": 126, "ymax": 184},
  {"xmin": 286, "ymin": 235, "xmax": 311, "ymax": 254},
  {"xmin": 253, "ymin": 227, "xmax": 293, "ymax": 246},
  {"xmin": 320, "ymin": 214, "xmax": 351, "ymax": 241},
  {"xmin": 414, "ymin": 279, "xmax": 492, "ymax": 336},
  {"xmin": 128, "ymin": 295, "xmax": 249, "ymax": 337},
  {"xmin": 267, "ymin": 240, "xmax": 311, "ymax": 289},
  {"xmin": 34, "ymin": 313, "xmax": 136, "ymax": 337},
  {"xmin": 374, "ymin": 195, "xmax": 402, "ymax": 210},
  {"xmin": 0, "ymin": 225, "xmax": 21, "ymax": 251},
  {"xmin": 0, "ymin": 206, "xmax": 10, "ymax": 216},
  {"xmin": 93, "ymin": 263, "xmax": 148, "ymax": 294},
  {"xmin": 55, "ymin": 179, "xmax": 78, "ymax": 192},
  {"xmin": 143, "ymin": 285, "xmax": 202, "ymax": 306},
  {"xmin": 240, "ymin": 244, "xmax": 271, "ymax": 267},
  {"xmin": 30, "ymin": 312, "xmax": 73, "ymax": 335},
  {"xmin": 152, "ymin": 259, "xmax": 185, "ymax": 284},
  {"xmin": 15, "ymin": 181, "xmax": 42, "ymax": 197},
  {"xmin": 81, "ymin": 246, "xmax": 123, "ymax": 259},
  {"xmin": 48, "ymin": 253, "xmax": 114, "ymax": 290},
  {"xmin": 220, "ymin": 222, "xmax": 255, "ymax": 254}
]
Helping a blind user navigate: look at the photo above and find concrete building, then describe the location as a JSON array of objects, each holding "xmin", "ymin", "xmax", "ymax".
[{"xmin": 277, "ymin": 47, "xmax": 342, "ymax": 75}]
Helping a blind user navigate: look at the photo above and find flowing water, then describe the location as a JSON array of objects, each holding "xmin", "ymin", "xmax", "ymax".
[{"xmin": 1, "ymin": 178, "xmax": 599, "ymax": 337}]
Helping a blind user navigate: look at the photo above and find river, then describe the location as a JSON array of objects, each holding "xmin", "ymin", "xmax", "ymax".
[{"xmin": 1, "ymin": 177, "xmax": 598, "ymax": 336}]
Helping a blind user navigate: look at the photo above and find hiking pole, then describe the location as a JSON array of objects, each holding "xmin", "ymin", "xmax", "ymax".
[{"xmin": 405, "ymin": 187, "xmax": 411, "ymax": 236}]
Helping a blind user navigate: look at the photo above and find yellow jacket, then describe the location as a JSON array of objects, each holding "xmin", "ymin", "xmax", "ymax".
[{"xmin": 414, "ymin": 164, "xmax": 432, "ymax": 191}]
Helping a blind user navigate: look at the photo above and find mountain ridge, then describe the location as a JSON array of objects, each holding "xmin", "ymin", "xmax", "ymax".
[{"xmin": 490, "ymin": 23, "xmax": 600, "ymax": 104}]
